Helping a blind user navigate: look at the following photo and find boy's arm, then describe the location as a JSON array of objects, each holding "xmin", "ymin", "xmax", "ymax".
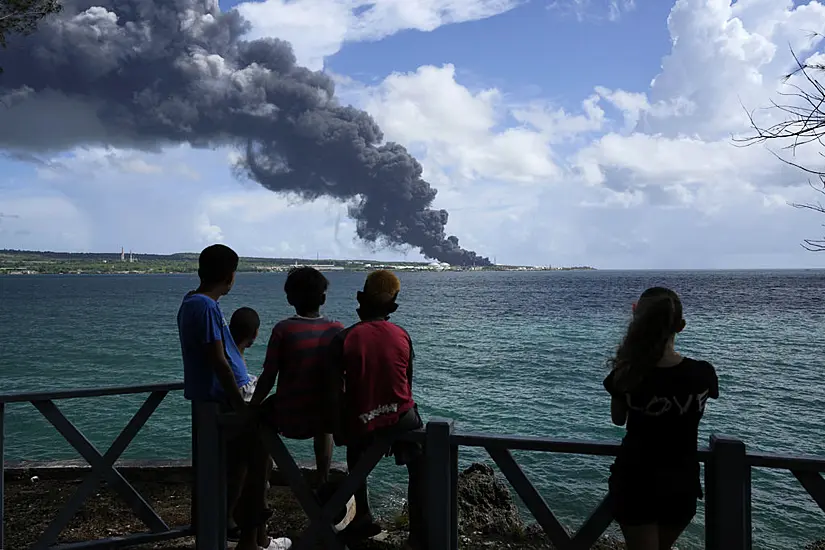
[
  {"xmin": 405, "ymin": 329, "xmax": 415, "ymax": 389},
  {"xmin": 324, "ymin": 330, "xmax": 347, "ymax": 431},
  {"xmin": 200, "ymin": 302, "xmax": 246, "ymax": 410},
  {"xmin": 204, "ymin": 340, "xmax": 246, "ymax": 411},
  {"xmin": 249, "ymin": 325, "xmax": 282, "ymax": 406}
]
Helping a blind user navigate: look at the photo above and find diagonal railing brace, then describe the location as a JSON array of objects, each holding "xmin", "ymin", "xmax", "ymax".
[
  {"xmin": 569, "ymin": 493, "xmax": 614, "ymax": 550},
  {"xmin": 793, "ymin": 470, "xmax": 825, "ymax": 514},
  {"xmin": 486, "ymin": 447, "xmax": 572, "ymax": 550},
  {"xmin": 31, "ymin": 398, "xmax": 169, "ymax": 543},
  {"xmin": 260, "ymin": 426, "xmax": 390, "ymax": 550},
  {"xmin": 32, "ymin": 391, "xmax": 169, "ymax": 548}
]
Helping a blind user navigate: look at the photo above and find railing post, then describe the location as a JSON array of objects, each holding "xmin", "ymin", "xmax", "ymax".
[
  {"xmin": 1, "ymin": 402, "xmax": 5, "ymax": 550},
  {"xmin": 192, "ymin": 401, "xmax": 226, "ymax": 550},
  {"xmin": 450, "ymin": 443, "xmax": 459, "ymax": 550},
  {"xmin": 426, "ymin": 418, "xmax": 454, "ymax": 550},
  {"xmin": 705, "ymin": 435, "xmax": 749, "ymax": 550}
]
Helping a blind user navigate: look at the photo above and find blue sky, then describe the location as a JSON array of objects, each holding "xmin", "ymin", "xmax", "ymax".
[{"xmin": 2, "ymin": 0, "xmax": 825, "ymax": 268}]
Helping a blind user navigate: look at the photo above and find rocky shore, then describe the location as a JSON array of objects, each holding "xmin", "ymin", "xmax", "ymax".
[
  {"xmin": 3, "ymin": 460, "xmax": 625, "ymax": 550},
  {"xmin": 11, "ymin": 460, "xmax": 824, "ymax": 550},
  {"xmin": 10, "ymin": 460, "xmax": 824, "ymax": 549}
]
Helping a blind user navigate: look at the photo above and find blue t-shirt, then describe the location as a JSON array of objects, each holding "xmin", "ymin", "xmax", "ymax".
[{"xmin": 177, "ymin": 292, "xmax": 251, "ymax": 401}]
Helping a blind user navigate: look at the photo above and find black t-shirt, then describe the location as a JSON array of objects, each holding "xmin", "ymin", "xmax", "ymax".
[{"xmin": 604, "ymin": 357, "xmax": 719, "ymax": 470}]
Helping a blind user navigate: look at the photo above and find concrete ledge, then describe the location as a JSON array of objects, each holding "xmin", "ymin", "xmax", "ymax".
[{"xmin": 3, "ymin": 458, "xmax": 349, "ymax": 485}]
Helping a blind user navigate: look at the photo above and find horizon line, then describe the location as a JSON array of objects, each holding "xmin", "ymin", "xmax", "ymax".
[{"xmin": 2, "ymin": 248, "xmax": 825, "ymax": 271}]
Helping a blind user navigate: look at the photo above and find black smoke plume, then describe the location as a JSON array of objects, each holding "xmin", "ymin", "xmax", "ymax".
[{"xmin": 0, "ymin": 0, "xmax": 491, "ymax": 266}]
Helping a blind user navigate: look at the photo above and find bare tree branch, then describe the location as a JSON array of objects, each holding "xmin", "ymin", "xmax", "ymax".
[
  {"xmin": 737, "ymin": 43, "xmax": 825, "ymax": 251},
  {"xmin": 0, "ymin": 0, "xmax": 62, "ymax": 73}
]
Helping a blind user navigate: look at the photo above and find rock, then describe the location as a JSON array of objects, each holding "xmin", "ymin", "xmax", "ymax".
[
  {"xmin": 456, "ymin": 463, "xmax": 525, "ymax": 537},
  {"xmin": 805, "ymin": 540, "xmax": 825, "ymax": 550}
]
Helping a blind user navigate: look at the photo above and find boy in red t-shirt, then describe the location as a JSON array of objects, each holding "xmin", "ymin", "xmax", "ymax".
[
  {"xmin": 250, "ymin": 267, "xmax": 344, "ymax": 483},
  {"xmin": 328, "ymin": 270, "xmax": 426, "ymax": 549}
]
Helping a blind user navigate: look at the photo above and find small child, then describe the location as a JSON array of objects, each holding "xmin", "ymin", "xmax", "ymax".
[
  {"xmin": 230, "ymin": 306, "xmax": 261, "ymax": 353},
  {"xmin": 225, "ymin": 306, "xmax": 263, "ymax": 543},
  {"xmin": 250, "ymin": 267, "xmax": 344, "ymax": 484},
  {"xmin": 230, "ymin": 306, "xmax": 261, "ymax": 403}
]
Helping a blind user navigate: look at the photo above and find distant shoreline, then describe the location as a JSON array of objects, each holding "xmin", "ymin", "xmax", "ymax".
[
  {"xmin": 0, "ymin": 267, "xmax": 596, "ymax": 275},
  {"xmin": 0, "ymin": 249, "xmax": 595, "ymax": 275}
]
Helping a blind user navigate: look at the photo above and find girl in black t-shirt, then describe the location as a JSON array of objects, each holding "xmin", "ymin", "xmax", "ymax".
[{"xmin": 604, "ymin": 287, "xmax": 719, "ymax": 550}]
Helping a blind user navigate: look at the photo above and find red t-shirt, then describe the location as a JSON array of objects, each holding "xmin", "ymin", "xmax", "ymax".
[
  {"xmin": 263, "ymin": 316, "xmax": 344, "ymax": 439},
  {"xmin": 330, "ymin": 320, "xmax": 416, "ymax": 437}
]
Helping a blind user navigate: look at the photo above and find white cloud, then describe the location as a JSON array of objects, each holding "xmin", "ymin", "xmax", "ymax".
[
  {"xmin": 548, "ymin": 0, "xmax": 636, "ymax": 22},
  {"xmin": 641, "ymin": 0, "xmax": 825, "ymax": 140},
  {"xmin": 335, "ymin": 0, "xmax": 825, "ymax": 266},
  {"xmin": 573, "ymin": 133, "xmax": 775, "ymax": 188},
  {"xmin": 561, "ymin": 0, "xmax": 825, "ymax": 217},
  {"xmin": 342, "ymin": 0, "xmax": 825, "ymax": 197},
  {"xmin": 196, "ymin": 212, "xmax": 225, "ymax": 244},
  {"xmin": 236, "ymin": 0, "xmax": 520, "ymax": 70},
  {"xmin": 511, "ymin": 94, "xmax": 607, "ymax": 142},
  {"xmin": 358, "ymin": 64, "xmax": 562, "ymax": 185},
  {"xmin": 593, "ymin": 86, "xmax": 694, "ymax": 132},
  {"xmin": 33, "ymin": 147, "xmax": 180, "ymax": 181},
  {"xmin": 0, "ymin": 192, "xmax": 92, "ymax": 251}
]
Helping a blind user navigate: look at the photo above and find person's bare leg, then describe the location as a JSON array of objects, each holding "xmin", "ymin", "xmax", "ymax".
[
  {"xmin": 256, "ymin": 524, "xmax": 270, "ymax": 548},
  {"xmin": 346, "ymin": 441, "xmax": 374, "ymax": 526},
  {"xmin": 255, "ymin": 456, "xmax": 274, "ymax": 548},
  {"xmin": 235, "ymin": 436, "xmax": 272, "ymax": 550},
  {"xmin": 314, "ymin": 433, "xmax": 333, "ymax": 485},
  {"xmin": 405, "ymin": 455, "xmax": 426, "ymax": 550},
  {"xmin": 236, "ymin": 530, "xmax": 257, "ymax": 550},
  {"xmin": 620, "ymin": 524, "xmax": 659, "ymax": 550},
  {"xmin": 227, "ymin": 463, "xmax": 247, "ymax": 532},
  {"xmin": 658, "ymin": 519, "xmax": 692, "ymax": 550}
]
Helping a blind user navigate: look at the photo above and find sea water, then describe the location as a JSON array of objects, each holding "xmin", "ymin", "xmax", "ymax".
[{"xmin": 1, "ymin": 270, "xmax": 824, "ymax": 549}]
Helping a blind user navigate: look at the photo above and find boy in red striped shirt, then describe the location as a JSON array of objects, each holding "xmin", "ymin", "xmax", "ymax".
[{"xmin": 250, "ymin": 267, "xmax": 344, "ymax": 483}]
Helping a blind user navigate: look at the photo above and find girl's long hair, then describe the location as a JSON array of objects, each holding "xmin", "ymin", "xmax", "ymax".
[{"xmin": 609, "ymin": 287, "xmax": 683, "ymax": 392}]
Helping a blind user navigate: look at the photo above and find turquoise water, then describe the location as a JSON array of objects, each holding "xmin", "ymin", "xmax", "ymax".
[{"xmin": 1, "ymin": 271, "xmax": 824, "ymax": 549}]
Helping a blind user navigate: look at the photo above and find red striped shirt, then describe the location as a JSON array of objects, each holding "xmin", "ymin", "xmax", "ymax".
[{"xmin": 263, "ymin": 316, "xmax": 344, "ymax": 439}]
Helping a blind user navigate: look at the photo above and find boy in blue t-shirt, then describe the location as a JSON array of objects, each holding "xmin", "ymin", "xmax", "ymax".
[
  {"xmin": 177, "ymin": 244, "xmax": 280, "ymax": 550},
  {"xmin": 178, "ymin": 244, "xmax": 250, "ymax": 406}
]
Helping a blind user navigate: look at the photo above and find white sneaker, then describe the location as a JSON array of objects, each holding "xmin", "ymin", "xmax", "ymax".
[
  {"xmin": 332, "ymin": 496, "xmax": 357, "ymax": 533},
  {"xmin": 264, "ymin": 538, "xmax": 292, "ymax": 550}
]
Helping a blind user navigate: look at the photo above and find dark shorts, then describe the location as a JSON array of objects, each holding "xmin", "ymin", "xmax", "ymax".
[
  {"xmin": 215, "ymin": 402, "xmax": 261, "ymax": 470},
  {"xmin": 346, "ymin": 406, "xmax": 424, "ymax": 466},
  {"xmin": 259, "ymin": 395, "xmax": 334, "ymax": 440},
  {"xmin": 609, "ymin": 464, "xmax": 700, "ymax": 527}
]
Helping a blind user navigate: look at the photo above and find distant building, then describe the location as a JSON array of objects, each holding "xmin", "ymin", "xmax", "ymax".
[{"xmin": 120, "ymin": 247, "xmax": 125, "ymax": 262}]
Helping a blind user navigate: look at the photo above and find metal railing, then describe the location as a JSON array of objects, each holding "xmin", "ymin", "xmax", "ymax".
[
  {"xmin": 0, "ymin": 383, "xmax": 189, "ymax": 550},
  {"xmin": 2, "ymin": 384, "xmax": 824, "ymax": 549},
  {"xmin": 426, "ymin": 425, "xmax": 825, "ymax": 550}
]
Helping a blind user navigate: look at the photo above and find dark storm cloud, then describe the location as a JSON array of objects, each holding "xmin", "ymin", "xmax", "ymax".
[{"xmin": 0, "ymin": 0, "xmax": 490, "ymax": 265}]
